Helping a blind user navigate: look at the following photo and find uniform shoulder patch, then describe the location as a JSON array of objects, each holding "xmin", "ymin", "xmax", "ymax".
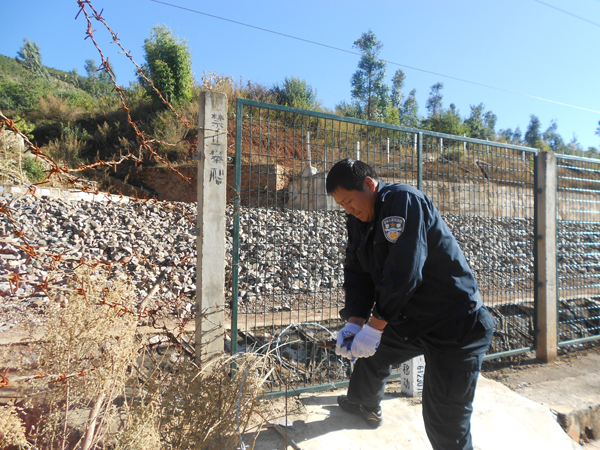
[{"xmin": 382, "ymin": 216, "xmax": 405, "ymax": 243}]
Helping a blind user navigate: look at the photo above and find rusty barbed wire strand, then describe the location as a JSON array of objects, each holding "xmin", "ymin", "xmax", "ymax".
[
  {"xmin": 75, "ymin": 1, "xmax": 194, "ymax": 129},
  {"xmin": 0, "ymin": 4, "xmax": 227, "ymax": 430},
  {"xmin": 74, "ymin": 0, "xmax": 193, "ymax": 182},
  {"xmin": 0, "ymin": 0, "xmax": 208, "ymax": 276}
]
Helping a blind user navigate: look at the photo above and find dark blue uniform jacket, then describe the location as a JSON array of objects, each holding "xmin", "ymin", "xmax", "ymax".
[{"xmin": 342, "ymin": 181, "xmax": 483, "ymax": 342}]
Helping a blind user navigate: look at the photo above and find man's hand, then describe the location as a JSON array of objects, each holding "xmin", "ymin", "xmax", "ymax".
[
  {"xmin": 350, "ymin": 324, "xmax": 383, "ymax": 358},
  {"xmin": 336, "ymin": 322, "xmax": 362, "ymax": 359}
]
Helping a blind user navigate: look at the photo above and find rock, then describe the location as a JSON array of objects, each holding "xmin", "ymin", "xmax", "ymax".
[{"xmin": 2, "ymin": 192, "xmax": 598, "ymax": 336}]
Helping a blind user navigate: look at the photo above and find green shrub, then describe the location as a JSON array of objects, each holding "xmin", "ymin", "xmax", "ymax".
[
  {"xmin": 271, "ymin": 76, "xmax": 319, "ymax": 110},
  {"xmin": 65, "ymin": 89, "xmax": 96, "ymax": 110},
  {"xmin": 12, "ymin": 115, "xmax": 35, "ymax": 139},
  {"xmin": 22, "ymin": 157, "xmax": 45, "ymax": 182},
  {"xmin": 0, "ymin": 79, "xmax": 48, "ymax": 113}
]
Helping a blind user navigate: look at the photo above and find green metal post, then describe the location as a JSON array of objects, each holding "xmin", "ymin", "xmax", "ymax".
[
  {"xmin": 231, "ymin": 99, "xmax": 243, "ymax": 355},
  {"xmin": 417, "ymin": 132, "xmax": 423, "ymax": 191}
]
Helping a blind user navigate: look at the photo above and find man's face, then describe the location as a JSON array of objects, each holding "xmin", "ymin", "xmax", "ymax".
[{"xmin": 331, "ymin": 177, "xmax": 377, "ymax": 223}]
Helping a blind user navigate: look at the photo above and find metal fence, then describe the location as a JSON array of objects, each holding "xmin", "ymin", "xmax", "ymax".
[
  {"xmin": 230, "ymin": 99, "xmax": 539, "ymax": 395},
  {"xmin": 556, "ymin": 154, "xmax": 600, "ymax": 346}
]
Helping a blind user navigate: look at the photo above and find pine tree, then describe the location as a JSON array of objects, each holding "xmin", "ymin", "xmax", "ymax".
[
  {"xmin": 83, "ymin": 59, "xmax": 113, "ymax": 97},
  {"xmin": 464, "ymin": 103, "xmax": 495, "ymax": 140},
  {"xmin": 399, "ymin": 89, "xmax": 420, "ymax": 128},
  {"xmin": 543, "ymin": 120, "xmax": 565, "ymax": 153},
  {"xmin": 391, "ymin": 69, "xmax": 406, "ymax": 109},
  {"xmin": 524, "ymin": 115, "xmax": 542, "ymax": 148},
  {"xmin": 16, "ymin": 39, "xmax": 50, "ymax": 81},
  {"xmin": 513, "ymin": 127, "xmax": 523, "ymax": 145},
  {"xmin": 425, "ymin": 82, "xmax": 444, "ymax": 118},
  {"xmin": 350, "ymin": 30, "xmax": 390, "ymax": 121}
]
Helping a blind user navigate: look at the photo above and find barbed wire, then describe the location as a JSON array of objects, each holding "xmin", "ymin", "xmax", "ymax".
[
  {"xmin": 0, "ymin": 0, "xmax": 207, "ymax": 394},
  {"xmin": 0, "ymin": 2, "xmax": 283, "ymax": 447}
]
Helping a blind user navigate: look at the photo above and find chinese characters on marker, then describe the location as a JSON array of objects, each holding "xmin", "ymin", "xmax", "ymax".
[
  {"xmin": 209, "ymin": 113, "xmax": 225, "ymax": 185},
  {"xmin": 400, "ymin": 357, "xmax": 425, "ymax": 396}
]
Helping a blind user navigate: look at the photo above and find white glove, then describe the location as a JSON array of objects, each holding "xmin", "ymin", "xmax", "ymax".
[
  {"xmin": 336, "ymin": 322, "xmax": 362, "ymax": 359},
  {"xmin": 350, "ymin": 324, "xmax": 383, "ymax": 358}
]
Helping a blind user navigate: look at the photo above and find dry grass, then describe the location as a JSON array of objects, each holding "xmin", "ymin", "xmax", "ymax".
[
  {"xmin": 200, "ymin": 71, "xmax": 275, "ymax": 111},
  {"xmin": 28, "ymin": 96, "xmax": 84, "ymax": 125},
  {"xmin": 0, "ymin": 265, "xmax": 268, "ymax": 450},
  {"xmin": 0, "ymin": 404, "xmax": 32, "ymax": 449}
]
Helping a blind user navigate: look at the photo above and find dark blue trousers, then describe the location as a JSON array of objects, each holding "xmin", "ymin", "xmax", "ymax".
[{"xmin": 347, "ymin": 306, "xmax": 496, "ymax": 450}]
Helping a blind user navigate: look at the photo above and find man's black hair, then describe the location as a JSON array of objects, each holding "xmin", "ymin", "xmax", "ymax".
[{"xmin": 326, "ymin": 158, "xmax": 379, "ymax": 194}]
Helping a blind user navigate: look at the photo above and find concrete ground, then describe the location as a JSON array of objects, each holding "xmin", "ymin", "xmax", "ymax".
[{"xmin": 244, "ymin": 352, "xmax": 600, "ymax": 450}]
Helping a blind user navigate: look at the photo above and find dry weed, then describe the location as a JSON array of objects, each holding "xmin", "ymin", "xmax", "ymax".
[
  {"xmin": 201, "ymin": 71, "xmax": 274, "ymax": 110},
  {"xmin": 156, "ymin": 353, "xmax": 267, "ymax": 450},
  {"xmin": 29, "ymin": 96, "xmax": 83, "ymax": 125},
  {"xmin": 24, "ymin": 265, "xmax": 140, "ymax": 449},
  {"xmin": 0, "ymin": 264, "xmax": 269, "ymax": 450},
  {"xmin": 0, "ymin": 404, "xmax": 31, "ymax": 449},
  {"xmin": 43, "ymin": 135, "xmax": 85, "ymax": 168}
]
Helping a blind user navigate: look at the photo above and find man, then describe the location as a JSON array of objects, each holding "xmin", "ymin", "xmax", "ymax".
[{"xmin": 326, "ymin": 158, "xmax": 496, "ymax": 450}]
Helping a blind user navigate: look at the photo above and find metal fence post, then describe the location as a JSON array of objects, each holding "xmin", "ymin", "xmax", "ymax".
[
  {"xmin": 535, "ymin": 151, "xmax": 558, "ymax": 362},
  {"xmin": 195, "ymin": 91, "xmax": 228, "ymax": 367},
  {"xmin": 231, "ymin": 98, "xmax": 243, "ymax": 356},
  {"xmin": 306, "ymin": 131, "xmax": 311, "ymax": 166},
  {"xmin": 386, "ymin": 138, "xmax": 390, "ymax": 165},
  {"xmin": 417, "ymin": 132, "xmax": 423, "ymax": 191}
]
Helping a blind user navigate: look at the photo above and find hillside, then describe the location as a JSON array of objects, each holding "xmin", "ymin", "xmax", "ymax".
[{"xmin": 0, "ymin": 54, "xmax": 30, "ymax": 82}]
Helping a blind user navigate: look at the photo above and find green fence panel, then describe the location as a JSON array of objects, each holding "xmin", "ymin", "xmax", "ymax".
[
  {"xmin": 231, "ymin": 99, "xmax": 538, "ymax": 394},
  {"xmin": 556, "ymin": 154, "xmax": 600, "ymax": 346}
]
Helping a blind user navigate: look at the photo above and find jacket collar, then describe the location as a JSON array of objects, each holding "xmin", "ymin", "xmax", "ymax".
[{"xmin": 373, "ymin": 180, "xmax": 388, "ymax": 220}]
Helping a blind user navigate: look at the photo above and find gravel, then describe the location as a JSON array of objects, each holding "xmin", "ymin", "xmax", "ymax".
[{"xmin": 1, "ymin": 193, "xmax": 599, "ymax": 333}]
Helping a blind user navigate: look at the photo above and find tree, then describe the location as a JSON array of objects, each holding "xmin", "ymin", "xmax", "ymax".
[
  {"xmin": 567, "ymin": 134, "xmax": 584, "ymax": 156},
  {"xmin": 16, "ymin": 38, "xmax": 50, "ymax": 81},
  {"xmin": 425, "ymin": 82, "xmax": 444, "ymax": 118},
  {"xmin": 513, "ymin": 127, "xmax": 523, "ymax": 144},
  {"xmin": 335, "ymin": 100, "xmax": 363, "ymax": 119},
  {"xmin": 464, "ymin": 103, "xmax": 494, "ymax": 140},
  {"xmin": 524, "ymin": 115, "xmax": 542, "ymax": 148},
  {"xmin": 498, "ymin": 128, "xmax": 514, "ymax": 143},
  {"xmin": 83, "ymin": 59, "xmax": 113, "ymax": 97},
  {"xmin": 586, "ymin": 146, "xmax": 599, "ymax": 159},
  {"xmin": 141, "ymin": 25, "xmax": 193, "ymax": 106},
  {"xmin": 272, "ymin": 77, "xmax": 319, "ymax": 110},
  {"xmin": 424, "ymin": 104, "xmax": 468, "ymax": 136},
  {"xmin": 543, "ymin": 120, "xmax": 565, "ymax": 153},
  {"xmin": 350, "ymin": 30, "xmax": 390, "ymax": 121},
  {"xmin": 391, "ymin": 69, "xmax": 406, "ymax": 109},
  {"xmin": 484, "ymin": 111, "xmax": 497, "ymax": 136},
  {"xmin": 399, "ymin": 89, "xmax": 420, "ymax": 128}
]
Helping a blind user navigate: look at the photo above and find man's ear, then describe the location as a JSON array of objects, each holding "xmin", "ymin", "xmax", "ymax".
[{"xmin": 364, "ymin": 177, "xmax": 378, "ymax": 193}]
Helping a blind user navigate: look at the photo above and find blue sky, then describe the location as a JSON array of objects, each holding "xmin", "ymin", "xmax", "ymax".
[{"xmin": 2, "ymin": 0, "xmax": 599, "ymax": 150}]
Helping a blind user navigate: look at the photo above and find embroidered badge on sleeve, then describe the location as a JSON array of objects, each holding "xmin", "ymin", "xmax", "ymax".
[{"xmin": 382, "ymin": 216, "xmax": 405, "ymax": 243}]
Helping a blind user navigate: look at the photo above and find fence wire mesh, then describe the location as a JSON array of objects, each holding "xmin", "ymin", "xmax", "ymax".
[
  {"xmin": 232, "ymin": 99, "xmax": 539, "ymax": 395},
  {"xmin": 419, "ymin": 135, "xmax": 537, "ymax": 358},
  {"xmin": 556, "ymin": 155, "xmax": 600, "ymax": 345}
]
